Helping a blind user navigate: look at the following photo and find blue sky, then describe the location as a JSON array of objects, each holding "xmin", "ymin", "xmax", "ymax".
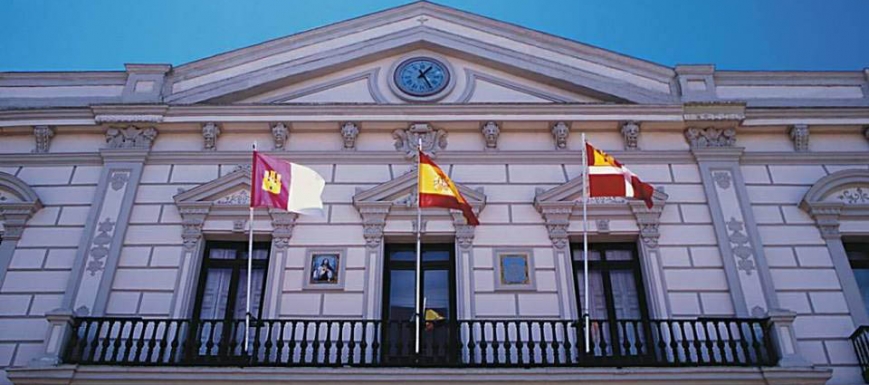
[{"xmin": 1, "ymin": 0, "xmax": 868, "ymax": 72}]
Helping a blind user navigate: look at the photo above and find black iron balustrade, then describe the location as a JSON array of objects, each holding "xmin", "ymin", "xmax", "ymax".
[
  {"xmin": 62, "ymin": 317, "xmax": 776, "ymax": 368},
  {"xmin": 851, "ymin": 325, "xmax": 869, "ymax": 383}
]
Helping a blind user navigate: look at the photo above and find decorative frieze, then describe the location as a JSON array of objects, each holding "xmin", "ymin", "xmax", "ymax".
[
  {"xmin": 392, "ymin": 123, "xmax": 448, "ymax": 159},
  {"xmin": 85, "ymin": 218, "xmax": 115, "ymax": 276},
  {"xmin": 551, "ymin": 121, "xmax": 569, "ymax": 150},
  {"xmin": 726, "ymin": 218, "xmax": 756, "ymax": 275},
  {"xmin": 215, "ymin": 189, "xmax": 250, "ymax": 205},
  {"xmin": 481, "ymin": 121, "xmax": 500, "ymax": 150},
  {"xmin": 202, "ymin": 122, "xmax": 221, "ymax": 151},
  {"xmin": 340, "ymin": 122, "xmax": 359, "ymax": 151},
  {"xmin": 105, "ymin": 126, "xmax": 158, "ymax": 149},
  {"xmin": 685, "ymin": 127, "xmax": 736, "ymax": 149},
  {"xmin": 620, "ymin": 121, "xmax": 639, "ymax": 151},
  {"xmin": 271, "ymin": 123, "xmax": 289, "ymax": 151},
  {"xmin": 789, "ymin": 124, "xmax": 809, "ymax": 152},
  {"xmin": 837, "ymin": 187, "xmax": 869, "ymax": 204},
  {"xmin": 32, "ymin": 125, "xmax": 55, "ymax": 153}
]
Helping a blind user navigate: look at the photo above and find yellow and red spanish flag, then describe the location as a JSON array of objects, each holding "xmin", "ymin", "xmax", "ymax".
[
  {"xmin": 250, "ymin": 151, "xmax": 326, "ymax": 216},
  {"xmin": 418, "ymin": 152, "xmax": 480, "ymax": 226},
  {"xmin": 586, "ymin": 142, "xmax": 655, "ymax": 209}
]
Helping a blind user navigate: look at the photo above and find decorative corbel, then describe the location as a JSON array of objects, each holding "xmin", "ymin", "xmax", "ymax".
[
  {"xmin": 32, "ymin": 125, "xmax": 55, "ymax": 153},
  {"xmin": 340, "ymin": 122, "xmax": 359, "ymax": 151},
  {"xmin": 178, "ymin": 205, "xmax": 209, "ymax": 251},
  {"xmin": 270, "ymin": 210, "xmax": 297, "ymax": 250},
  {"xmin": 481, "ymin": 121, "xmax": 500, "ymax": 151},
  {"xmin": 788, "ymin": 124, "xmax": 809, "ymax": 152},
  {"xmin": 684, "ymin": 127, "xmax": 736, "ymax": 149},
  {"xmin": 392, "ymin": 123, "xmax": 448, "ymax": 159},
  {"xmin": 105, "ymin": 126, "xmax": 158, "ymax": 149},
  {"xmin": 551, "ymin": 121, "xmax": 570, "ymax": 150},
  {"xmin": 271, "ymin": 122, "xmax": 289, "ymax": 151},
  {"xmin": 357, "ymin": 204, "xmax": 390, "ymax": 249},
  {"xmin": 202, "ymin": 122, "xmax": 221, "ymax": 151},
  {"xmin": 621, "ymin": 121, "xmax": 639, "ymax": 151},
  {"xmin": 452, "ymin": 212, "xmax": 475, "ymax": 249}
]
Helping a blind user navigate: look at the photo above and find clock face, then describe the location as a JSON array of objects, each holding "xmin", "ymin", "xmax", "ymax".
[{"xmin": 393, "ymin": 57, "xmax": 450, "ymax": 97}]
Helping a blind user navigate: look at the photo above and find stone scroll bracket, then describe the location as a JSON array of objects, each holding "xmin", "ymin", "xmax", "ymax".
[
  {"xmin": 801, "ymin": 169, "xmax": 869, "ymax": 326},
  {"xmin": 692, "ymin": 146, "xmax": 780, "ymax": 318},
  {"xmin": 62, "ymin": 149, "xmax": 148, "ymax": 317}
]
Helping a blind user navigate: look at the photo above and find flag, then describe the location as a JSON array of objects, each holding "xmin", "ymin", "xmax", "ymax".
[
  {"xmin": 250, "ymin": 151, "xmax": 326, "ymax": 216},
  {"xmin": 418, "ymin": 152, "xmax": 480, "ymax": 225},
  {"xmin": 586, "ymin": 142, "xmax": 655, "ymax": 209}
]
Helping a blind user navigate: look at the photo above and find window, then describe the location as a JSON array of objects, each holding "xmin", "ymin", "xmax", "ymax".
[
  {"xmin": 192, "ymin": 241, "xmax": 271, "ymax": 322},
  {"xmin": 571, "ymin": 243, "xmax": 649, "ymax": 321},
  {"xmin": 846, "ymin": 241, "xmax": 869, "ymax": 316}
]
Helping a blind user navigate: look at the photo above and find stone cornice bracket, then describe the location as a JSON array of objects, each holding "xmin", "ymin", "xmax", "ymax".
[
  {"xmin": 629, "ymin": 200, "xmax": 664, "ymax": 248},
  {"xmin": 789, "ymin": 124, "xmax": 809, "ymax": 152},
  {"xmin": 393, "ymin": 123, "xmax": 447, "ymax": 159},
  {"xmin": 32, "ymin": 125, "xmax": 55, "ymax": 153},
  {"xmin": 621, "ymin": 121, "xmax": 639, "ymax": 151},
  {"xmin": 682, "ymin": 102, "xmax": 744, "ymax": 150},
  {"xmin": 269, "ymin": 210, "xmax": 297, "ymax": 250},
  {"xmin": 0, "ymin": 172, "xmax": 44, "ymax": 241},
  {"xmin": 177, "ymin": 204, "xmax": 210, "ymax": 251},
  {"xmin": 355, "ymin": 203, "xmax": 390, "ymax": 248},
  {"xmin": 271, "ymin": 122, "xmax": 289, "ymax": 151},
  {"xmin": 105, "ymin": 125, "xmax": 158, "ymax": 150},
  {"xmin": 340, "ymin": 122, "xmax": 359, "ymax": 151},
  {"xmin": 551, "ymin": 121, "xmax": 570, "ymax": 151},
  {"xmin": 535, "ymin": 203, "xmax": 574, "ymax": 249},
  {"xmin": 451, "ymin": 212, "xmax": 475, "ymax": 249},
  {"xmin": 481, "ymin": 121, "xmax": 500, "ymax": 151},
  {"xmin": 202, "ymin": 122, "xmax": 221, "ymax": 151},
  {"xmin": 803, "ymin": 202, "xmax": 842, "ymax": 239}
]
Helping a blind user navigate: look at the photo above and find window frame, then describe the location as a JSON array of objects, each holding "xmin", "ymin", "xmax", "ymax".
[
  {"xmin": 191, "ymin": 240, "xmax": 272, "ymax": 322},
  {"xmin": 571, "ymin": 242, "xmax": 651, "ymax": 321},
  {"xmin": 381, "ymin": 243, "xmax": 457, "ymax": 322}
]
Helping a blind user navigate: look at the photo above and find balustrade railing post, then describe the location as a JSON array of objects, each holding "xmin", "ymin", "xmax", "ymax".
[
  {"xmin": 30, "ymin": 308, "xmax": 76, "ymax": 367},
  {"xmin": 766, "ymin": 309, "xmax": 811, "ymax": 367}
]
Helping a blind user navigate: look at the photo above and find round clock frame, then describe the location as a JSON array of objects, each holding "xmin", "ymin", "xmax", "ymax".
[{"xmin": 388, "ymin": 55, "xmax": 455, "ymax": 102}]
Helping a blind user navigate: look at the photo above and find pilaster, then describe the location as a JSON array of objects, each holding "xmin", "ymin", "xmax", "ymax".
[
  {"xmin": 453, "ymin": 212, "xmax": 475, "ymax": 320},
  {"xmin": 359, "ymin": 203, "xmax": 389, "ymax": 319},
  {"xmin": 62, "ymin": 148, "xmax": 148, "ymax": 316},
  {"xmin": 263, "ymin": 210, "xmax": 297, "ymax": 318},
  {"xmin": 171, "ymin": 203, "xmax": 208, "ymax": 318},
  {"xmin": 691, "ymin": 143, "xmax": 779, "ymax": 317},
  {"xmin": 767, "ymin": 309, "xmax": 812, "ymax": 367}
]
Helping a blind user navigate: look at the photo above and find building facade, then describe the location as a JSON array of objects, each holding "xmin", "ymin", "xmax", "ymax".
[{"xmin": 1, "ymin": 2, "xmax": 869, "ymax": 384}]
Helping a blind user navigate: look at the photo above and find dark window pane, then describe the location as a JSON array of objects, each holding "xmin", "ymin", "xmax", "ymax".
[
  {"xmin": 424, "ymin": 270, "xmax": 450, "ymax": 319},
  {"xmin": 390, "ymin": 250, "xmax": 416, "ymax": 262},
  {"xmin": 209, "ymin": 248, "xmax": 236, "ymax": 260},
  {"xmin": 199, "ymin": 268, "xmax": 232, "ymax": 320},
  {"xmin": 388, "ymin": 270, "xmax": 415, "ymax": 321},
  {"xmin": 854, "ymin": 269, "xmax": 869, "ymax": 316},
  {"xmin": 424, "ymin": 250, "xmax": 450, "ymax": 262}
]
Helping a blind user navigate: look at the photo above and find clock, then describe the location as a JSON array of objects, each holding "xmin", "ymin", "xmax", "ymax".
[{"xmin": 393, "ymin": 57, "xmax": 451, "ymax": 98}]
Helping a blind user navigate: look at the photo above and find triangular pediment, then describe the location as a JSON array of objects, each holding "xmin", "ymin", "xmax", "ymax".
[
  {"xmin": 164, "ymin": 2, "xmax": 675, "ymax": 105},
  {"xmin": 174, "ymin": 168, "xmax": 252, "ymax": 207},
  {"xmin": 534, "ymin": 175, "xmax": 668, "ymax": 217},
  {"xmin": 353, "ymin": 169, "xmax": 486, "ymax": 217}
]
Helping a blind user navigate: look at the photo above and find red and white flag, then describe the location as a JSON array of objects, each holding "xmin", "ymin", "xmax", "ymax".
[
  {"xmin": 250, "ymin": 151, "xmax": 325, "ymax": 216},
  {"xmin": 586, "ymin": 142, "xmax": 655, "ymax": 208}
]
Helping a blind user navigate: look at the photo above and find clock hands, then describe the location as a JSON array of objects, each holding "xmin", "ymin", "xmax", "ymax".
[{"xmin": 417, "ymin": 66, "xmax": 434, "ymax": 89}]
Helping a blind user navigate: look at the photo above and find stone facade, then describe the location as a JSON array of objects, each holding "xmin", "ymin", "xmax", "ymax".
[{"xmin": 1, "ymin": 2, "xmax": 868, "ymax": 385}]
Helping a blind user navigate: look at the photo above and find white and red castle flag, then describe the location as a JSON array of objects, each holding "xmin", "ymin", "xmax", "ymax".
[
  {"xmin": 586, "ymin": 142, "xmax": 655, "ymax": 208},
  {"xmin": 250, "ymin": 151, "xmax": 325, "ymax": 216}
]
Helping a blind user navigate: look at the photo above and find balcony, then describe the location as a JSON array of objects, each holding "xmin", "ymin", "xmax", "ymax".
[
  {"xmin": 62, "ymin": 317, "xmax": 776, "ymax": 368},
  {"xmin": 852, "ymin": 325, "xmax": 869, "ymax": 383}
]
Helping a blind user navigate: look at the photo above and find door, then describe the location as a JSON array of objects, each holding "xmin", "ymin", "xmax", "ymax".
[
  {"xmin": 573, "ymin": 243, "xmax": 650, "ymax": 361},
  {"xmin": 382, "ymin": 243, "xmax": 456, "ymax": 365},
  {"xmin": 190, "ymin": 241, "xmax": 270, "ymax": 361}
]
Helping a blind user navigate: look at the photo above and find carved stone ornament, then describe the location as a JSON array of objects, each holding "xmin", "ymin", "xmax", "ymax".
[
  {"xmin": 109, "ymin": 171, "xmax": 130, "ymax": 191},
  {"xmin": 215, "ymin": 189, "xmax": 250, "ymax": 205},
  {"xmin": 271, "ymin": 123, "xmax": 289, "ymax": 151},
  {"xmin": 271, "ymin": 212, "xmax": 296, "ymax": 251},
  {"xmin": 393, "ymin": 123, "xmax": 448, "ymax": 159},
  {"xmin": 638, "ymin": 223, "xmax": 660, "ymax": 248},
  {"xmin": 86, "ymin": 218, "xmax": 115, "ymax": 276},
  {"xmin": 551, "ymin": 121, "xmax": 570, "ymax": 150},
  {"xmin": 712, "ymin": 171, "xmax": 732, "ymax": 190},
  {"xmin": 595, "ymin": 219, "xmax": 610, "ymax": 233},
  {"xmin": 837, "ymin": 187, "xmax": 869, "ymax": 204},
  {"xmin": 202, "ymin": 122, "xmax": 221, "ymax": 151},
  {"xmin": 232, "ymin": 219, "xmax": 247, "ymax": 233},
  {"xmin": 726, "ymin": 217, "xmax": 756, "ymax": 275},
  {"xmin": 621, "ymin": 121, "xmax": 639, "ymax": 151},
  {"xmin": 340, "ymin": 122, "xmax": 359, "ymax": 151},
  {"xmin": 789, "ymin": 124, "xmax": 809, "ymax": 152},
  {"xmin": 32, "ymin": 125, "xmax": 55, "ymax": 153},
  {"xmin": 684, "ymin": 127, "xmax": 736, "ymax": 149},
  {"xmin": 481, "ymin": 121, "xmax": 500, "ymax": 150},
  {"xmin": 179, "ymin": 207, "xmax": 207, "ymax": 251},
  {"xmin": 546, "ymin": 223, "xmax": 570, "ymax": 249},
  {"xmin": 105, "ymin": 126, "xmax": 158, "ymax": 149}
]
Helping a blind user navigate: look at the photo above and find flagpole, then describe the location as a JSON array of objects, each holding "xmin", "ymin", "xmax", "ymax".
[
  {"xmin": 581, "ymin": 133, "xmax": 590, "ymax": 353},
  {"xmin": 246, "ymin": 141, "xmax": 256, "ymax": 354},
  {"xmin": 414, "ymin": 137, "xmax": 423, "ymax": 356}
]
